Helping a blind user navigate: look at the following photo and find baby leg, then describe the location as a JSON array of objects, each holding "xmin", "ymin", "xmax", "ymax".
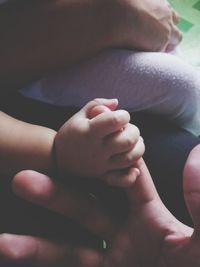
[{"xmin": 22, "ymin": 49, "xmax": 200, "ymax": 135}]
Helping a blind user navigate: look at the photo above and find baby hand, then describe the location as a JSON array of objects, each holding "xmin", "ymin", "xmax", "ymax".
[
  {"xmin": 54, "ymin": 98, "xmax": 145, "ymax": 179},
  {"xmin": 90, "ymin": 103, "xmax": 144, "ymax": 187}
]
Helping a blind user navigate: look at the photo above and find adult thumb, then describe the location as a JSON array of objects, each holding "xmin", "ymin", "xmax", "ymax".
[{"xmin": 183, "ymin": 145, "xmax": 200, "ymax": 234}]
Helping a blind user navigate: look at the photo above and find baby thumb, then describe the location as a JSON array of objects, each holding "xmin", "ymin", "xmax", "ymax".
[
  {"xmin": 89, "ymin": 104, "xmax": 111, "ymax": 119},
  {"xmin": 81, "ymin": 98, "xmax": 118, "ymax": 118}
]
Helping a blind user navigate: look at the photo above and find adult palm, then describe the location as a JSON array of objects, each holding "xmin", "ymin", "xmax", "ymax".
[{"xmin": 1, "ymin": 147, "xmax": 200, "ymax": 266}]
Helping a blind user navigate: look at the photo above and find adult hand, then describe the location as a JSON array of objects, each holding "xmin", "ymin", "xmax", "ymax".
[
  {"xmin": 110, "ymin": 0, "xmax": 182, "ymax": 52},
  {"xmin": 1, "ymin": 146, "xmax": 200, "ymax": 266}
]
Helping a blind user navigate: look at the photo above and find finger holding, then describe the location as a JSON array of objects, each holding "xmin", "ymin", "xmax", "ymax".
[
  {"xmin": 126, "ymin": 158, "xmax": 160, "ymax": 206},
  {"xmin": 105, "ymin": 123, "xmax": 140, "ymax": 156},
  {"xmin": 12, "ymin": 170, "xmax": 118, "ymax": 240},
  {"xmin": 89, "ymin": 110, "xmax": 130, "ymax": 138},
  {"xmin": 110, "ymin": 137, "xmax": 145, "ymax": 169}
]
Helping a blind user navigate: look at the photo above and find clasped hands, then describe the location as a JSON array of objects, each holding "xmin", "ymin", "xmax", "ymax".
[
  {"xmin": 54, "ymin": 98, "xmax": 144, "ymax": 186},
  {"xmin": 1, "ymin": 99, "xmax": 200, "ymax": 266}
]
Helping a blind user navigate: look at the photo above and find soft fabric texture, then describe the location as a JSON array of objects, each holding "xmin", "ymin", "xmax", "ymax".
[{"xmin": 21, "ymin": 49, "xmax": 200, "ymax": 135}]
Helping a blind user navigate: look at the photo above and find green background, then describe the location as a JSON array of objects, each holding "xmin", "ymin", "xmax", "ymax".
[{"xmin": 169, "ymin": 0, "xmax": 200, "ymax": 71}]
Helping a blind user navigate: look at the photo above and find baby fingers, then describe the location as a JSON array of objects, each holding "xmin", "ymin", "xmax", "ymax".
[
  {"xmin": 89, "ymin": 109, "xmax": 130, "ymax": 138},
  {"xmin": 104, "ymin": 123, "xmax": 140, "ymax": 155},
  {"xmin": 109, "ymin": 137, "xmax": 145, "ymax": 169}
]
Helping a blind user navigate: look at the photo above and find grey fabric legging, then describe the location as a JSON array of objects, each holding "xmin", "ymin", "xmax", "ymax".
[{"xmin": 22, "ymin": 49, "xmax": 200, "ymax": 135}]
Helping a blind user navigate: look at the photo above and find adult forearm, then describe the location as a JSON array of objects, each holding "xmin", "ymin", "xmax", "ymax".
[
  {"xmin": 0, "ymin": 0, "xmax": 181, "ymax": 92},
  {"xmin": 0, "ymin": 111, "xmax": 56, "ymax": 176},
  {"xmin": 0, "ymin": 0, "xmax": 113, "ymax": 91}
]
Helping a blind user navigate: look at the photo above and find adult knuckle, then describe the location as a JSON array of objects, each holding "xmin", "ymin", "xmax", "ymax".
[
  {"xmin": 154, "ymin": 26, "xmax": 170, "ymax": 52},
  {"xmin": 175, "ymin": 28, "xmax": 183, "ymax": 43},
  {"xmin": 164, "ymin": 24, "xmax": 171, "ymax": 41},
  {"xmin": 179, "ymin": 31, "xmax": 183, "ymax": 42},
  {"xmin": 158, "ymin": 29, "xmax": 170, "ymax": 51},
  {"xmin": 173, "ymin": 11, "xmax": 180, "ymax": 24},
  {"xmin": 165, "ymin": 5, "xmax": 173, "ymax": 17}
]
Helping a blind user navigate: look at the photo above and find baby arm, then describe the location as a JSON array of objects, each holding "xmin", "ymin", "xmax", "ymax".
[
  {"xmin": 0, "ymin": 111, "xmax": 56, "ymax": 176},
  {"xmin": 54, "ymin": 98, "xmax": 145, "ymax": 185}
]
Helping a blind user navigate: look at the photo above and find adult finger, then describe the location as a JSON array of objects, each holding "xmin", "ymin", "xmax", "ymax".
[
  {"xmin": 166, "ymin": 25, "xmax": 182, "ymax": 52},
  {"xmin": 12, "ymin": 171, "xmax": 118, "ymax": 240},
  {"xmin": 172, "ymin": 9, "xmax": 180, "ymax": 25},
  {"xmin": 166, "ymin": 1, "xmax": 180, "ymax": 25},
  {"xmin": 126, "ymin": 158, "xmax": 160, "ymax": 206},
  {"xmin": 0, "ymin": 233, "xmax": 103, "ymax": 267},
  {"xmin": 183, "ymin": 144, "xmax": 200, "ymax": 236},
  {"xmin": 102, "ymin": 167, "xmax": 140, "ymax": 188}
]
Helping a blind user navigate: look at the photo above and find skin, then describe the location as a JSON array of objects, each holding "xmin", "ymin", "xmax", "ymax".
[
  {"xmin": 0, "ymin": 0, "xmax": 180, "ymax": 178},
  {"xmin": 0, "ymin": 0, "xmax": 181, "ymax": 91},
  {"xmin": 108, "ymin": 0, "xmax": 182, "ymax": 52},
  {"xmin": 0, "ymin": 0, "xmax": 181, "ymax": 176},
  {"xmin": 0, "ymin": 98, "xmax": 144, "ymax": 185},
  {"xmin": 55, "ymin": 98, "xmax": 144, "ymax": 182},
  {"xmin": 0, "ymin": 0, "xmax": 183, "ymax": 265},
  {"xmin": 0, "ymin": 111, "xmax": 56, "ymax": 176},
  {"xmin": 0, "ymin": 146, "xmax": 200, "ymax": 266}
]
